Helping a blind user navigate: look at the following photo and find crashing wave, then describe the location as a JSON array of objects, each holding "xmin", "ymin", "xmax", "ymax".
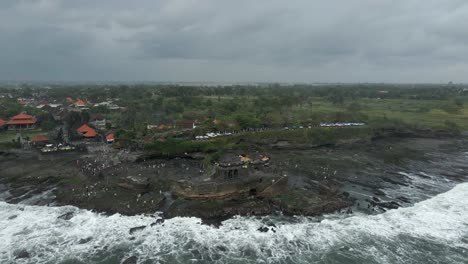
[{"xmin": 1, "ymin": 183, "xmax": 467, "ymax": 263}]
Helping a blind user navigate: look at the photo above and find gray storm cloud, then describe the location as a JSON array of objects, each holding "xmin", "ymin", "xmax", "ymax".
[{"xmin": 0, "ymin": 0, "xmax": 467, "ymax": 83}]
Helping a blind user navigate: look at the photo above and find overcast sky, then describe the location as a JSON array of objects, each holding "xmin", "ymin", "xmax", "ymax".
[{"xmin": 0, "ymin": 0, "xmax": 467, "ymax": 83}]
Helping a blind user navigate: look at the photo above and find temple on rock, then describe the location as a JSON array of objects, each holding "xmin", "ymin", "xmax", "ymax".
[{"xmin": 173, "ymin": 152, "xmax": 287, "ymax": 199}]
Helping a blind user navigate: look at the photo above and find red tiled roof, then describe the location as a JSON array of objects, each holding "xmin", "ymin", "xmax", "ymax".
[
  {"xmin": 106, "ymin": 133, "xmax": 114, "ymax": 140},
  {"xmin": 83, "ymin": 129, "xmax": 97, "ymax": 138},
  {"xmin": 10, "ymin": 113, "xmax": 34, "ymax": 120},
  {"xmin": 7, "ymin": 118, "xmax": 37, "ymax": 125},
  {"xmin": 77, "ymin": 124, "xmax": 97, "ymax": 138},
  {"xmin": 75, "ymin": 99, "xmax": 87, "ymax": 106},
  {"xmin": 0, "ymin": 119, "xmax": 5, "ymax": 126},
  {"xmin": 31, "ymin": 135, "xmax": 49, "ymax": 142},
  {"xmin": 177, "ymin": 120, "xmax": 196, "ymax": 129},
  {"xmin": 7, "ymin": 113, "xmax": 37, "ymax": 125},
  {"xmin": 77, "ymin": 124, "xmax": 93, "ymax": 133}
]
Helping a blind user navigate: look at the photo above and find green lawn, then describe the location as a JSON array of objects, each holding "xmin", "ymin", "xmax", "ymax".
[
  {"xmin": 0, "ymin": 129, "xmax": 48, "ymax": 143},
  {"xmin": 288, "ymin": 97, "xmax": 468, "ymax": 130}
]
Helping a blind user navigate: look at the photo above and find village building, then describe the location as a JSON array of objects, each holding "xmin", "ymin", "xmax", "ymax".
[
  {"xmin": 89, "ymin": 113, "xmax": 107, "ymax": 130},
  {"xmin": 76, "ymin": 124, "xmax": 97, "ymax": 138},
  {"xmin": 31, "ymin": 135, "xmax": 49, "ymax": 146},
  {"xmin": 73, "ymin": 99, "xmax": 88, "ymax": 109},
  {"xmin": 6, "ymin": 113, "xmax": 37, "ymax": 130},
  {"xmin": 176, "ymin": 120, "xmax": 197, "ymax": 130},
  {"xmin": 105, "ymin": 133, "xmax": 115, "ymax": 143},
  {"xmin": 94, "ymin": 101, "xmax": 122, "ymax": 110}
]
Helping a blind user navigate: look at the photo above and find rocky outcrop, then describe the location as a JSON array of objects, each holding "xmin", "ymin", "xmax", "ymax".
[
  {"xmin": 129, "ymin": 226, "xmax": 146, "ymax": 234},
  {"xmin": 122, "ymin": 256, "xmax": 138, "ymax": 264},
  {"xmin": 14, "ymin": 249, "xmax": 30, "ymax": 259},
  {"xmin": 58, "ymin": 212, "xmax": 75, "ymax": 220}
]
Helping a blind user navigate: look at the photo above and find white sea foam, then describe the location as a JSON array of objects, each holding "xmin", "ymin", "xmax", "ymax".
[
  {"xmin": 382, "ymin": 171, "xmax": 457, "ymax": 201},
  {"xmin": 1, "ymin": 183, "xmax": 468, "ymax": 264}
]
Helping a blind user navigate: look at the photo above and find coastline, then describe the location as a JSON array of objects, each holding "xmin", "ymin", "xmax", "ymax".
[{"xmin": 1, "ymin": 129, "xmax": 467, "ymax": 223}]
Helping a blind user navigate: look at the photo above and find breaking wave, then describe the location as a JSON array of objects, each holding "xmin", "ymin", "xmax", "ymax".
[{"xmin": 1, "ymin": 183, "xmax": 468, "ymax": 264}]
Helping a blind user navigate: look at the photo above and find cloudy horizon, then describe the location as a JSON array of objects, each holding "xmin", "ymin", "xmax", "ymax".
[{"xmin": 1, "ymin": 0, "xmax": 467, "ymax": 83}]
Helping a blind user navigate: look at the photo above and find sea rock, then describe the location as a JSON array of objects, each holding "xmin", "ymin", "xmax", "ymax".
[
  {"xmin": 373, "ymin": 189, "xmax": 386, "ymax": 196},
  {"xmin": 150, "ymin": 219, "xmax": 164, "ymax": 227},
  {"xmin": 8, "ymin": 215, "xmax": 18, "ymax": 220},
  {"xmin": 216, "ymin": 245, "xmax": 227, "ymax": 252},
  {"xmin": 397, "ymin": 196, "xmax": 411, "ymax": 203},
  {"xmin": 129, "ymin": 225, "xmax": 146, "ymax": 234},
  {"xmin": 78, "ymin": 237, "xmax": 93, "ymax": 244},
  {"xmin": 122, "ymin": 256, "xmax": 138, "ymax": 264},
  {"xmin": 374, "ymin": 201, "xmax": 400, "ymax": 210},
  {"xmin": 58, "ymin": 212, "xmax": 75, "ymax": 220},
  {"xmin": 257, "ymin": 226, "xmax": 269, "ymax": 233},
  {"xmin": 14, "ymin": 249, "xmax": 30, "ymax": 259}
]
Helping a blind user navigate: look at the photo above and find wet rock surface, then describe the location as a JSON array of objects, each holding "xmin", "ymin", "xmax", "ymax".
[
  {"xmin": 78, "ymin": 237, "xmax": 93, "ymax": 244},
  {"xmin": 58, "ymin": 212, "xmax": 75, "ymax": 220},
  {"xmin": 122, "ymin": 256, "xmax": 138, "ymax": 264},
  {"xmin": 14, "ymin": 249, "xmax": 30, "ymax": 259},
  {"xmin": 129, "ymin": 226, "xmax": 146, "ymax": 234},
  {"xmin": 1, "ymin": 136, "xmax": 468, "ymax": 222}
]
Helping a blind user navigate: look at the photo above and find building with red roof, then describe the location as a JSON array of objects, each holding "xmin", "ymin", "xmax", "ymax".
[
  {"xmin": 7, "ymin": 113, "xmax": 37, "ymax": 130},
  {"xmin": 105, "ymin": 132, "xmax": 115, "ymax": 143},
  {"xmin": 74, "ymin": 99, "xmax": 88, "ymax": 108},
  {"xmin": 176, "ymin": 120, "xmax": 198, "ymax": 130},
  {"xmin": 31, "ymin": 135, "xmax": 48, "ymax": 142},
  {"xmin": 77, "ymin": 124, "xmax": 97, "ymax": 138},
  {"xmin": 31, "ymin": 135, "xmax": 49, "ymax": 146},
  {"xmin": 65, "ymin": 97, "xmax": 74, "ymax": 103}
]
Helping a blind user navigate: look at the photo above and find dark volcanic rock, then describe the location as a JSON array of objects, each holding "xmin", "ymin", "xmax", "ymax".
[
  {"xmin": 216, "ymin": 245, "xmax": 227, "ymax": 251},
  {"xmin": 78, "ymin": 237, "xmax": 93, "ymax": 244},
  {"xmin": 8, "ymin": 215, "xmax": 17, "ymax": 220},
  {"xmin": 150, "ymin": 218, "xmax": 164, "ymax": 227},
  {"xmin": 14, "ymin": 249, "xmax": 30, "ymax": 259},
  {"xmin": 372, "ymin": 201, "xmax": 401, "ymax": 210},
  {"xmin": 122, "ymin": 256, "xmax": 138, "ymax": 264},
  {"xmin": 382, "ymin": 177, "xmax": 409, "ymax": 186},
  {"xmin": 373, "ymin": 189, "xmax": 386, "ymax": 196},
  {"xmin": 58, "ymin": 212, "xmax": 75, "ymax": 220},
  {"xmin": 258, "ymin": 226, "xmax": 269, "ymax": 232},
  {"xmin": 129, "ymin": 225, "xmax": 146, "ymax": 234},
  {"xmin": 397, "ymin": 196, "xmax": 411, "ymax": 203}
]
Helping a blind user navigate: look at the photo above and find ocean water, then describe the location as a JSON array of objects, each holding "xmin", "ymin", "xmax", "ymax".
[{"xmin": 0, "ymin": 181, "xmax": 467, "ymax": 264}]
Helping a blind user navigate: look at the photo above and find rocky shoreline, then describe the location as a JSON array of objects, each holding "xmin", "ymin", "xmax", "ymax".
[{"xmin": 1, "ymin": 132, "xmax": 468, "ymax": 225}]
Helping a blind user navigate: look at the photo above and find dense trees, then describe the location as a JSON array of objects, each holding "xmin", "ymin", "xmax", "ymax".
[{"xmin": 2, "ymin": 82, "xmax": 468, "ymax": 138}]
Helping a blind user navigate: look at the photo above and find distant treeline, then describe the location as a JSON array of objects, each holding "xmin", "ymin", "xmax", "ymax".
[{"xmin": 2, "ymin": 83, "xmax": 468, "ymax": 102}]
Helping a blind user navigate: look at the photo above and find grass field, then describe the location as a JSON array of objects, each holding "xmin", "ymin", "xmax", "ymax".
[
  {"xmin": 289, "ymin": 97, "xmax": 468, "ymax": 130},
  {"xmin": 0, "ymin": 129, "xmax": 48, "ymax": 143}
]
